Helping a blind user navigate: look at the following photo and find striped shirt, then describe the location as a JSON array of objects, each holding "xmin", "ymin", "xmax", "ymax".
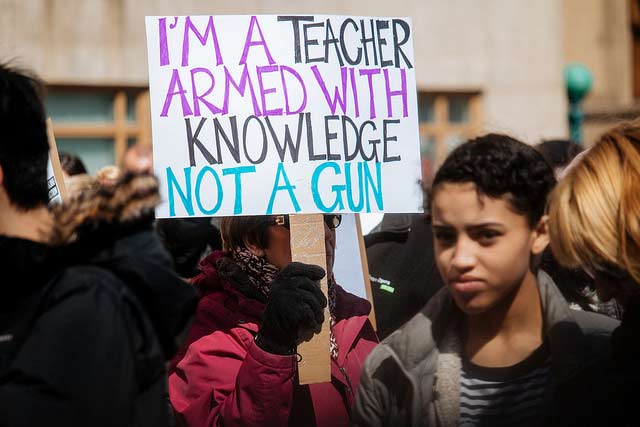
[{"xmin": 459, "ymin": 341, "xmax": 551, "ymax": 426}]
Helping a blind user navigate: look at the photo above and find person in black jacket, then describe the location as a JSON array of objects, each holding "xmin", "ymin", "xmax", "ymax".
[
  {"xmin": 156, "ymin": 217, "xmax": 223, "ymax": 279},
  {"xmin": 365, "ymin": 213, "xmax": 444, "ymax": 339},
  {"xmin": 0, "ymin": 62, "xmax": 198, "ymax": 427}
]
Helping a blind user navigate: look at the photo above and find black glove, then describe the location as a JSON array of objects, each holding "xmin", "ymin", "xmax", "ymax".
[{"xmin": 256, "ymin": 262, "xmax": 328, "ymax": 355}]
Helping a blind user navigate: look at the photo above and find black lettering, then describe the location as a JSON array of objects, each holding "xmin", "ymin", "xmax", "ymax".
[
  {"xmin": 277, "ymin": 16, "xmax": 314, "ymax": 64},
  {"xmin": 186, "ymin": 117, "xmax": 217, "ymax": 166},
  {"xmin": 323, "ymin": 19, "xmax": 343, "ymax": 66},
  {"xmin": 340, "ymin": 19, "xmax": 362, "ymax": 65},
  {"xmin": 382, "ymin": 119, "xmax": 401, "ymax": 162},
  {"xmin": 303, "ymin": 22, "xmax": 325, "ymax": 63},
  {"xmin": 265, "ymin": 114, "xmax": 304, "ymax": 163},
  {"xmin": 242, "ymin": 116, "xmax": 268, "ymax": 164},
  {"xmin": 392, "ymin": 19, "xmax": 413, "ymax": 68},
  {"xmin": 360, "ymin": 120, "xmax": 380, "ymax": 161},
  {"xmin": 341, "ymin": 115, "xmax": 361, "ymax": 161},
  {"xmin": 359, "ymin": 19, "xmax": 378, "ymax": 66},
  {"xmin": 306, "ymin": 112, "xmax": 325, "ymax": 160},
  {"xmin": 324, "ymin": 115, "xmax": 341, "ymax": 161},
  {"xmin": 213, "ymin": 116, "xmax": 240, "ymax": 163},
  {"xmin": 376, "ymin": 20, "xmax": 392, "ymax": 68}
]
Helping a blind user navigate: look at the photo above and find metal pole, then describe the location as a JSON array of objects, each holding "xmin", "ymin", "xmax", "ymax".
[{"xmin": 564, "ymin": 64, "xmax": 593, "ymax": 145}]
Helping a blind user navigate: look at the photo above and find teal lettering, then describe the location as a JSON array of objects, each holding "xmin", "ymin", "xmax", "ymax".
[
  {"xmin": 195, "ymin": 166, "xmax": 223, "ymax": 214},
  {"xmin": 266, "ymin": 163, "xmax": 300, "ymax": 214},
  {"xmin": 364, "ymin": 161, "xmax": 384, "ymax": 212},
  {"xmin": 345, "ymin": 162, "xmax": 364, "ymax": 211},
  {"xmin": 222, "ymin": 166, "xmax": 256, "ymax": 214},
  {"xmin": 167, "ymin": 167, "xmax": 194, "ymax": 216},
  {"xmin": 311, "ymin": 161, "xmax": 345, "ymax": 212}
]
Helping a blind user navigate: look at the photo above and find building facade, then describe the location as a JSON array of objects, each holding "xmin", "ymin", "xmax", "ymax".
[
  {"xmin": 564, "ymin": 0, "xmax": 640, "ymax": 147},
  {"xmin": 1, "ymin": 0, "xmax": 567, "ymax": 176}
]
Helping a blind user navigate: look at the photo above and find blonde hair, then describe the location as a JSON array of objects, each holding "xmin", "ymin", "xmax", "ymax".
[{"xmin": 547, "ymin": 122, "xmax": 640, "ymax": 285}]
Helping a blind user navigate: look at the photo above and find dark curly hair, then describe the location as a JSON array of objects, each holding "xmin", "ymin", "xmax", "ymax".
[{"xmin": 428, "ymin": 134, "xmax": 556, "ymax": 227}]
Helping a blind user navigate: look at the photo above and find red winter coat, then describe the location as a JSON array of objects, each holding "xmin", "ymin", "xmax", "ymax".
[{"xmin": 169, "ymin": 252, "xmax": 379, "ymax": 427}]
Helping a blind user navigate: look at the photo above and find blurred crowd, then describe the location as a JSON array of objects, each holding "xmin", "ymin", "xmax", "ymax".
[{"xmin": 1, "ymin": 61, "xmax": 639, "ymax": 427}]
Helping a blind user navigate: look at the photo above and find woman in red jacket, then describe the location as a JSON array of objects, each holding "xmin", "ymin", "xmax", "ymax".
[{"xmin": 169, "ymin": 214, "xmax": 378, "ymax": 427}]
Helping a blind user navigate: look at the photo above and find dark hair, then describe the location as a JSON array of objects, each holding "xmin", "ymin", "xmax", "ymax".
[
  {"xmin": 429, "ymin": 133, "xmax": 556, "ymax": 227},
  {"xmin": 535, "ymin": 139, "xmax": 583, "ymax": 170},
  {"xmin": 539, "ymin": 248, "xmax": 595, "ymax": 312},
  {"xmin": 59, "ymin": 151, "xmax": 87, "ymax": 176},
  {"xmin": 0, "ymin": 62, "xmax": 49, "ymax": 209},
  {"xmin": 220, "ymin": 216, "xmax": 273, "ymax": 252}
]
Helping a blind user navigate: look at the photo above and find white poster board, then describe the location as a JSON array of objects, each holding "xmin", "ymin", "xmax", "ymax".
[
  {"xmin": 145, "ymin": 15, "xmax": 423, "ymax": 218},
  {"xmin": 46, "ymin": 119, "xmax": 66, "ymax": 205},
  {"xmin": 334, "ymin": 214, "xmax": 366, "ymax": 298},
  {"xmin": 47, "ymin": 158, "xmax": 62, "ymax": 205}
]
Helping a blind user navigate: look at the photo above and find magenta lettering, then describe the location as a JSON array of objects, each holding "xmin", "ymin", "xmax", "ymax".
[
  {"xmin": 239, "ymin": 16, "xmax": 275, "ymax": 65},
  {"xmin": 384, "ymin": 68, "xmax": 407, "ymax": 118},
  {"xmin": 182, "ymin": 16, "xmax": 224, "ymax": 67},
  {"xmin": 191, "ymin": 68, "xmax": 222, "ymax": 116},
  {"xmin": 161, "ymin": 69, "xmax": 193, "ymax": 117},
  {"xmin": 257, "ymin": 65, "xmax": 283, "ymax": 116},
  {"xmin": 312, "ymin": 65, "xmax": 348, "ymax": 115}
]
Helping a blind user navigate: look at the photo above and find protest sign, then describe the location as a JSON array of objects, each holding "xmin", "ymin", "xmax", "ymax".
[
  {"xmin": 46, "ymin": 118, "xmax": 67, "ymax": 204},
  {"xmin": 146, "ymin": 14, "xmax": 420, "ymax": 383},
  {"xmin": 145, "ymin": 15, "xmax": 422, "ymax": 218}
]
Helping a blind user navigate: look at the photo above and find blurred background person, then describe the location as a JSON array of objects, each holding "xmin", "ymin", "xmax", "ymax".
[
  {"xmin": 122, "ymin": 140, "xmax": 226, "ymax": 280},
  {"xmin": 535, "ymin": 139, "xmax": 622, "ymax": 319},
  {"xmin": 59, "ymin": 151, "xmax": 88, "ymax": 177},
  {"xmin": 547, "ymin": 122, "xmax": 640, "ymax": 425},
  {"xmin": 122, "ymin": 143, "xmax": 153, "ymax": 174},
  {"xmin": 58, "ymin": 151, "xmax": 95, "ymax": 198},
  {"xmin": 365, "ymin": 213, "xmax": 444, "ymax": 339},
  {"xmin": 0, "ymin": 63, "xmax": 197, "ymax": 426},
  {"xmin": 155, "ymin": 217, "xmax": 223, "ymax": 279},
  {"xmin": 535, "ymin": 139, "xmax": 584, "ymax": 179},
  {"xmin": 169, "ymin": 214, "xmax": 378, "ymax": 427}
]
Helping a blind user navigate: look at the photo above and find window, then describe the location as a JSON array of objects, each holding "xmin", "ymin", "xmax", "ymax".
[
  {"xmin": 45, "ymin": 87, "xmax": 151, "ymax": 174},
  {"xmin": 417, "ymin": 92, "xmax": 482, "ymax": 183}
]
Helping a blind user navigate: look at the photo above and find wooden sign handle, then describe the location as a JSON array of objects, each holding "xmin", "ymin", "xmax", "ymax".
[
  {"xmin": 355, "ymin": 214, "xmax": 377, "ymax": 331},
  {"xmin": 289, "ymin": 213, "xmax": 331, "ymax": 385}
]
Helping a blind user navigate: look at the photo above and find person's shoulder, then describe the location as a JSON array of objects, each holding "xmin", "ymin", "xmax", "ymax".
[
  {"xmin": 571, "ymin": 308, "xmax": 619, "ymax": 336},
  {"xmin": 555, "ymin": 309, "xmax": 619, "ymax": 364},
  {"xmin": 53, "ymin": 265, "xmax": 121, "ymax": 295},
  {"xmin": 334, "ymin": 284, "xmax": 372, "ymax": 319},
  {"xmin": 21, "ymin": 265, "xmax": 141, "ymax": 352},
  {"xmin": 363, "ymin": 307, "xmax": 437, "ymax": 374},
  {"xmin": 364, "ymin": 287, "xmax": 453, "ymax": 370},
  {"xmin": 47, "ymin": 265, "xmax": 136, "ymax": 317}
]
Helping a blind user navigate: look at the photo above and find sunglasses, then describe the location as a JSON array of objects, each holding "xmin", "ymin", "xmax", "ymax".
[{"xmin": 271, "ymin": 214, "xmax": 342, "ymax": 230}]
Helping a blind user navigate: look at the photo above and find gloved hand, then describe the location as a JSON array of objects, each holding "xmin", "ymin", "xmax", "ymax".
[{"xmin": 256, "ymin": 262, "xmax": 328, "ymax": 355}]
